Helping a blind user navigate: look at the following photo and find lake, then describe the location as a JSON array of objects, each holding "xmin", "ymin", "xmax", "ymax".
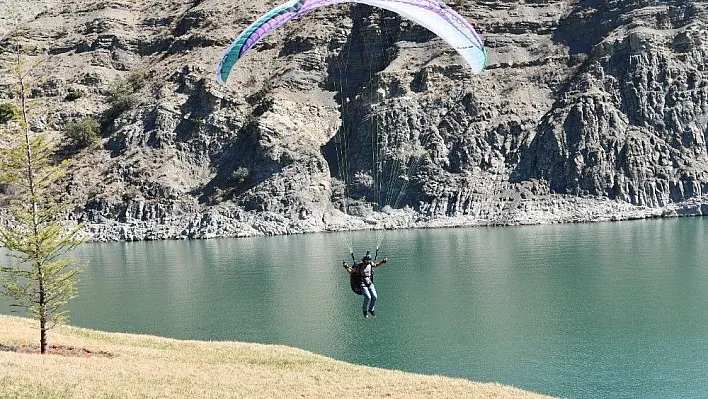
[{"xmin": 2, "ymin": 217, "xmax": 708, "ymax": 398}]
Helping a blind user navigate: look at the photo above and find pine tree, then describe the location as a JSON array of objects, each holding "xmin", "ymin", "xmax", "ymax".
[{"xmin": 0, "ymin": 20, "xmax": 85, "ymax": 354}]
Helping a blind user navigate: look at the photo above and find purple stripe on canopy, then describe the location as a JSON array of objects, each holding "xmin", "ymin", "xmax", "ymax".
[
  {"xmin": 218, "ymin": 0, "xmax": 486, "ymax": 84},
  {"xmin": 298, "ymin": 0, "xmax": 483, "ymax": 49},
  {"xmin": 241, "ymin": 11, "xmax": 297, "ymax": 56}
]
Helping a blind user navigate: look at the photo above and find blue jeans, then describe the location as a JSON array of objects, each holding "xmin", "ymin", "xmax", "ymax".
[{"xmin": 361, "ymin": 284, "xmax": 377, "ymax": 312}]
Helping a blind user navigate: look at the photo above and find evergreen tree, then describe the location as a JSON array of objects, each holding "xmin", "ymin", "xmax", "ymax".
[{"xmin": 0, "ymin": 21, "xmax": 85, "ymax": 354}]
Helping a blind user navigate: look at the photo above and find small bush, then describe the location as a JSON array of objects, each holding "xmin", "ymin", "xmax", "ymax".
[
  {"xmin": 231, "ymin": 166, "xmax": 251, "ymax": 185},
  {"xmin": 64, "ymin": 88, "xmax": 84, "ymax": 102},
  {"xmin": 107, "ymin": 79, "xmax": 137, "ymax": 113},
  {"xmin": 108, "ymin": 70, "xmax": 146, "ymax": 104},
  {"xmin": 189, "ymin": 116, "xmax": 204, "ymax": 127},
  {"xmin": 63, "ymin": 117, "xmax": 100, "ymax": 148},
  {"xmin": 106, "ymin": 94, "xmax": 136, "ymax": 117},
  {"xmin": 0, "ymin": 102, "xmax": 19, "ymax": 124},
  {"xmin": 125, "ymin": 70, "xmax": 147, "ymax": 92},
  {"xmin": 101, "ymin": 70, "xmax": 147, "ymax": 130},
  {"xmin": 245, "ymin": 75, "xmax": 257, "ymax": 87}
]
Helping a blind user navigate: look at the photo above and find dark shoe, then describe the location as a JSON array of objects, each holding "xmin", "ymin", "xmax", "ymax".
[
  {"xmin": 369, "ymin": 310, "xmax": 376, "ymax": 317},
  {"xmin": 363, "ymin": 311, "xmax": 368, "ymax": 318}
]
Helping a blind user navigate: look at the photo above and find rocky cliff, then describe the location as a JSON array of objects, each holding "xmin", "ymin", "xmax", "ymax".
[{"xmin": 1, "ymin": 0, "xmax": 707, "ymax": 241}]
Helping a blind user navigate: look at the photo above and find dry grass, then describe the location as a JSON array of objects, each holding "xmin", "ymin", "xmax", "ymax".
[{"xmin": 0, "ymin": 315, "xmax": 558, "ymax": 399}]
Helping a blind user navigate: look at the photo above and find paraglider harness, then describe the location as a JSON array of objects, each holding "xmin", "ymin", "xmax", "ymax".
[{"xmin": 344, "ymin": 250, "xmax": 377, "ymax": 296}]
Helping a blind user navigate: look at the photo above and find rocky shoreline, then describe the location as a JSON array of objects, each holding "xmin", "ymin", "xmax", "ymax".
[{"xmin": 80, "ymin": 194, "xmax": 708, "ymax": 242}]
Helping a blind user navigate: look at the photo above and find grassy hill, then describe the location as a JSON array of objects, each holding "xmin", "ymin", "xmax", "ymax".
[{"xmin": 0, "ymin": 315, "xmax": 556, "ymax": 399}]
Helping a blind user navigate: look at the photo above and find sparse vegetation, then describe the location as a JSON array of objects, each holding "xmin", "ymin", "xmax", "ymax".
[
  {"xmin": 231, "ymin": 166, "xmax": 251, "ymax": 185},
  {"xmin": 245, "ymin": 74, "xmax": 258, "ymax": 87},
  {"xmin": 63, "ymin": 87, "xmax": 84, "ymax": 102},
  {"xmin": 63, "ymin": 117, "xmax": 100, "ymax": 148},
  {"xmin": 0, "ymin": 102, "xmax": 19, "ymax": 124},
  {"xmin": 101, "ymin": 70, "xmax": 148, "ymax": 130},
  {"xmin": 188, "ymin": 115, "xmax": 204, "ymax": 127}
]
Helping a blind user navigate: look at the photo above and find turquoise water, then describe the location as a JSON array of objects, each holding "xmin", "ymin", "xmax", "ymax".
[{"xmin": 2, "ymin": 218, "xmax": 708, "ymax": 398}]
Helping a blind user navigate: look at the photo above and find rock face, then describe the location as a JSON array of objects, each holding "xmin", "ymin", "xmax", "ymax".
[
  {"xmin": 517, "ymin": 1, "xmax": 708, "ymax": 208},
  {"xmin": 1, "ymin": 0, "xmax": 707, "ymax": 241}
]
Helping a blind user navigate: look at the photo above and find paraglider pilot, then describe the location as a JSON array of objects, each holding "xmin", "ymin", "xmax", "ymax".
[{"xmin": 343, "ymin": 251, "xmax": 387, "ymax": 318}]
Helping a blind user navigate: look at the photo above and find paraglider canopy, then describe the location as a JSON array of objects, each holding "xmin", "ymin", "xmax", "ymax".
[{"xmin": 216, "ymin": 0, "xmax": 487, "ymax": 85}]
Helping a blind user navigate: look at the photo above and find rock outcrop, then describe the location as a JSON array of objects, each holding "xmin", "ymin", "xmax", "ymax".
[{"xmin": 1, "ymin": 0, "xmax": 707, "ymax": 241}]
